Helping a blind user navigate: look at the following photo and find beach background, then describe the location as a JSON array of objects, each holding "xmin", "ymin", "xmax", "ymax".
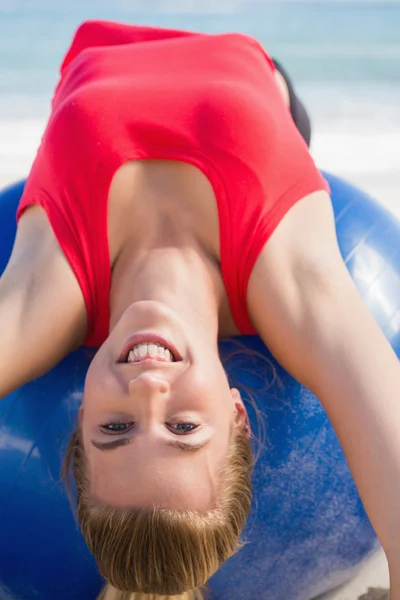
[
  {"xmin": 0, "ymin": 0, "xmax": 398, "ymax": 598},
  {"xmin": 1, "ymin": 0, "xmax": 399, "ymax": 215}
]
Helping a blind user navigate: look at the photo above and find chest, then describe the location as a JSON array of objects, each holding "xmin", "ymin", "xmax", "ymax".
[
  {"xmin": 107, "ymin": 160, "xmax": 221, "ymax": 263},
  {"xmin": 107, "ymin": 159, "xmax": 240, "ymax": 337}
]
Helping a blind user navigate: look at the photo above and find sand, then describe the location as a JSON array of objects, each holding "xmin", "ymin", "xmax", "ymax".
[
  {"xmin": 359, "ymin": 590, "xmax": 389, "ymax": 600},
  {"xmin": 318, "ymin": 549, "xmax": 389, "ymax": 600}
]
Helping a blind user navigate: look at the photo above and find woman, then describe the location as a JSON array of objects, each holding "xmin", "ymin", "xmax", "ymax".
[{"xmin": 1, "ymin": 19, "xmax": 400, "ymax": 600}]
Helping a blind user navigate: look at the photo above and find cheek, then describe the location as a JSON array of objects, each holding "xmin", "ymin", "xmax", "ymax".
[
  {"xmin": 83, "ymin": 363, "xmax": 102, "ymax": 410},
  {"xmin": 85, "ymin": 347, "xmax": 117, "ymax": 397},
  {"xmin": 82, "ymin": 357, "xmax": 115, "ymax": 422},
  {"xmin": 181, "ymin": 360, "xmax": 230, "ymax": 404}
]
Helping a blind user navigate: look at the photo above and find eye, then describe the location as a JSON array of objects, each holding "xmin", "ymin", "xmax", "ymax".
[
  {"xmin": 167, "ymin": 422, "xmax": 199, "ymax": 435},
  {"xmin": 100, "ymin": 422, "xmax": 134, "ymax": 434}
]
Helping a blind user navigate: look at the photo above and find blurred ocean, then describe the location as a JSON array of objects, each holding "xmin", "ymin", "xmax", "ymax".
[{"xmin": 0, "ymin": 0, "xmax": 399, "ymax": 210}]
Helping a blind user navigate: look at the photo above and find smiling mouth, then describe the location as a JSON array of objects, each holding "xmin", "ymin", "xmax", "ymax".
[
  {"xmin": 120, "ymin": 334, "xmax": 183, "ymax": 364},
  {"xmin": 127, "ymin": 342, "xmax": 175, "ymax": 364}
]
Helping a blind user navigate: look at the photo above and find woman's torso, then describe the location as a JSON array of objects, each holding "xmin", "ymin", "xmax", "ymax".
[{"xmin": 17, "ymin": 21, "xmax": 328, "ymax": 347}]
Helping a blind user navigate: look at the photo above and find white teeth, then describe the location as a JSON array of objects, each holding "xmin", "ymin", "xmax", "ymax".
[
  {"xmin": 126, "ymin": 342, "xmax": 175, "ymax": 363},
  {"xmin": 148, "ymin": 344, "xmax": 157, "ymax": 357}
]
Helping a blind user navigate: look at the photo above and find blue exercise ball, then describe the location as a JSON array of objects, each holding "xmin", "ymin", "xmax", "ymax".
[{"xmin": 1, "ymin": 173, "xmax": 399, "ymax": 600}]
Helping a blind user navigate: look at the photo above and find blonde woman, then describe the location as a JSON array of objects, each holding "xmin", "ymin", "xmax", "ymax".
[{"xmin": 1, "ymin": 20, "xmax": 400, "ymax": 600}]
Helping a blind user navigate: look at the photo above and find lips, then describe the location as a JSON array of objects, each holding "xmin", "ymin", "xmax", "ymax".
[{"xmin": 119, "ymin": 333, "xmax": 183, "ymax": 363}]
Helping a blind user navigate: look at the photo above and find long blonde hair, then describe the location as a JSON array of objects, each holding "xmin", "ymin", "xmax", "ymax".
[{"xmin": 63, "ymin": 427, "xmax": 253, "ymax": 600}]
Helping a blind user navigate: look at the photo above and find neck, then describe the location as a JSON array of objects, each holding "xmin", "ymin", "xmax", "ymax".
[{"xmin": 109, "ymin": 235, "xmax": 224, "ymax": 345}]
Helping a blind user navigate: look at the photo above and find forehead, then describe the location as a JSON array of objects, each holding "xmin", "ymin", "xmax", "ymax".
[{"xmin": 89, "ymin": 448, "xmax": 220, "ymax": 510}]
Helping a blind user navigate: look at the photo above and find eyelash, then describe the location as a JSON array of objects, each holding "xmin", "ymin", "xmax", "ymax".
[{"xmin": 100, "ymin": 422, "xmax": 199, "ymax": 435}]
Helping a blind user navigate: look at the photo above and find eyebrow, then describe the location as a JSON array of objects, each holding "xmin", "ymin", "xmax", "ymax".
[{"xmin": 91, "ymin": 437, "xmax": 209, "ymax": 453}]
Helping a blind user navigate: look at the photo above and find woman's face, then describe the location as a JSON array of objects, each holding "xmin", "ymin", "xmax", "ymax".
[{"xmin": 81, "ymin": 301, "xmax": 248, "ymax": 511}]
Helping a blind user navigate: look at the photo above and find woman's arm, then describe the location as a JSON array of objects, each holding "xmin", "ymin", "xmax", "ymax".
[
  {"xmin": 247, "ymin": 190, "xmax": 400, "ymax": 596},
  {"xmin": 0, "ymin": 206, "xmax": 87, "ymax": 399}
]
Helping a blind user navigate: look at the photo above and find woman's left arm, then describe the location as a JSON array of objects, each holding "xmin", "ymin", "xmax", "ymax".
[{"xmin": 247, "ymin": 190, "xmax": 400, "ymax": 595}]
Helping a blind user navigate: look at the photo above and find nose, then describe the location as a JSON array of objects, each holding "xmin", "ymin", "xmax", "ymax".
[{"xmin": 128, "ymin": 372, "xmax": 170, "ymax": 398}]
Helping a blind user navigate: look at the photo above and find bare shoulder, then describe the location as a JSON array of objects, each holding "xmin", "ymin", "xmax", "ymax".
[
  {"xmin": 247, "ymin": 190, "xmax": 345, "ymax": 336},
  {"xmin": 10, "ymin": 204, "xmax": 69, "ymax": 269},
  {"xmin": 248, "ymin": 191, "xmax": 340, "ymax": 295},
  {"xmin": 0, "ymin": 206, "xmax": 87, "ymax": 397},
  {"xmin": 5, "ymin": 205, "xmax": 86, "ymax": 319}
]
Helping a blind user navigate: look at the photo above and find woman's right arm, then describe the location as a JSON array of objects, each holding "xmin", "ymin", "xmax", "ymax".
[{"xmin": 0, "ymin": 206, "xmax": 87, "ymax": 399}]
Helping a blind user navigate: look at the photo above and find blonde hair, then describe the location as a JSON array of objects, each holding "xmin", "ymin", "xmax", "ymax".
[
  {"xmin": 98, "ymin": 584, "xmax": 205, "ymax": 600},
  {"xmin": 63, "ymin": 427, "xmax": 253, "ymax": 600}
]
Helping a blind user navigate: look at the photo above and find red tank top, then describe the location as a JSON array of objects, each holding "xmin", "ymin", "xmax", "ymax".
[{"xmin": 17, "ymin": 20, "xmax": 329, "ymax": 347}]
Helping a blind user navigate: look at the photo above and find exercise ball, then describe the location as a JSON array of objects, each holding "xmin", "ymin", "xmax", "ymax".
[{"xmin": 1, "ymin": 172, "xmax": 399, "ymax": 600}]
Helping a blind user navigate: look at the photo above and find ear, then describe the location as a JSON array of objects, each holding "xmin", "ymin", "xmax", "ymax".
[
  {"xmin": 78, "ymin": 404, "xmax": 84, "ymax": 427},
  {"xmin": 231, "ymin": 388, "xmax": 251, "ymax": 438}
]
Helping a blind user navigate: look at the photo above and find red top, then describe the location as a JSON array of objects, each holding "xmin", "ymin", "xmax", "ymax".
[{"xmin": 17, "ymin": 20, "xmax": 329, "ymax": 348}]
